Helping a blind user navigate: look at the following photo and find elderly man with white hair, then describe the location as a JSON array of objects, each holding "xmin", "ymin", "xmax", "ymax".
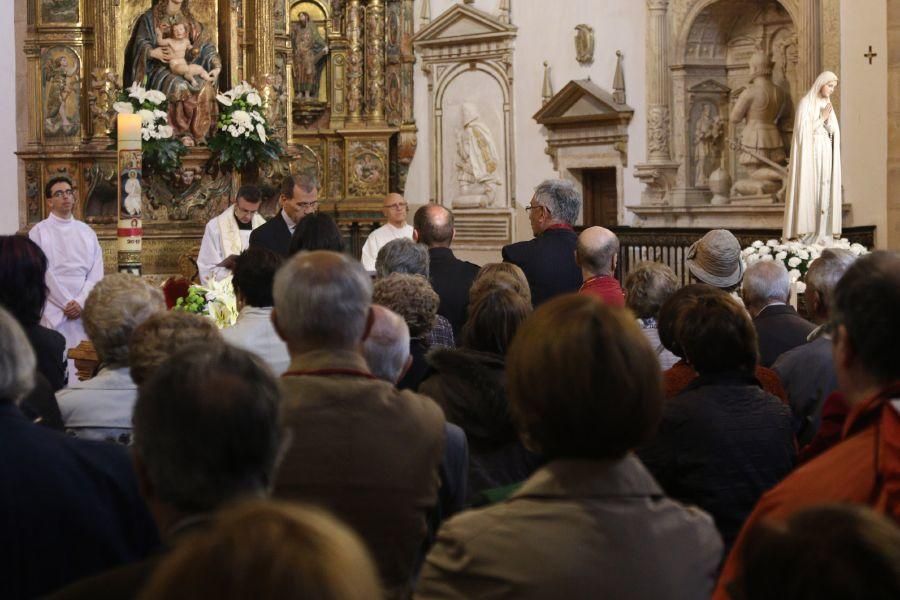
[
  {"xmin": 741, "ymin": 260, "xmax": 815, "ymax": 367},
  {"xmin": 56, "ymin": 273, "xmax": 165, "ymax": 444},
  {"xmin": 271, "ymin": 250, "xmax": 445, "ymax": 598},
  {"xmin": 772, "ymin": 249, "xmax": 857, "ymax": 444},
  {"xmin": 0, "ymin": 307, "xmax": 157, "ymax": 598}
]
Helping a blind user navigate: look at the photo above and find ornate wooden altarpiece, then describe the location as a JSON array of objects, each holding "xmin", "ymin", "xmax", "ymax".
[{"xmin": 18, "ymin": 0, "xmax": 418, "ymax": 275}]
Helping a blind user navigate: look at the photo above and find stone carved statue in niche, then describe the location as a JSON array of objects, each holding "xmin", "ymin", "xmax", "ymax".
[
  {"xmin": 693, "ymin": 104, "xmax": 723, "ymax": 188},
  {"xmin": 729, "ymin": 49, "xmax": 788, "ymax": 197},
  {"xmin": 124, "ymin": 0, "xmax": 222, "ymax": 144},
  {"xmin": 43, "ymin": 51, "xmax": 80, "ymax": 137},
  {"xmin": 292, "ymin": 12, "xmax": 329, "ymax": 100},
  {"xmin": 574, "ymin": 24, "xmax": 595, "ymax": 66},
  {"xmin": 454, "ymin": 103, "xmax": 501, "ymax": 208}
]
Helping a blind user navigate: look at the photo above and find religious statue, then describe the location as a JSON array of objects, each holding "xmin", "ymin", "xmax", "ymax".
[
  {"xmin": 123, "ymin": 0, "xmax": 222, "ymax": 144},
  {"xmin": 292, "ymin": 12, "xmax": 329, "ymax": 100},
  {"xmin": 693, "ymin": 104, "xmax": 718, "ymax": 188},
  {"xmin": 454, "ymin": 103, "xmax": 501, "ymax": 208},
  {"xmin": 123, "ymin": 170, "xmax": 142, "ymax": 216},
  {"xmin": 729, "ymin": 49, "xmax": 788, "ymax": 197},
  {"xmin": 574, "ymin": 24, "xmax": 595, "ymax": 66},
  {"xmin": 782, "ymin": 71, "xmax": 842, "ymax": 244},
  {"xmin": 43, "ymin": 54, "xmax": 80, "ymax": 136}
]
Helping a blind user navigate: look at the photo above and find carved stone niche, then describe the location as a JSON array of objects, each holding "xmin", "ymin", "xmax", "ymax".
[
  {"xmin": 533, "ymin": 80, "xmax": 633, "ymax": 226},
  {"xmin": 413, "ymin": 3, "xmax": 516, "ymax": 250}
]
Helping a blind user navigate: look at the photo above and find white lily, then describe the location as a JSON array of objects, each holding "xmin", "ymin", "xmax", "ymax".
[
  {"xmin": 128, "ymin": 83, "xmax": 147, "ymax": 104},
  {"xmin": 113, "ymin": 101, "xmax": 134, "ymax": 114},
  {"xmin": 137, "ymin": 109, "xmax": 156, "ymax": 126},
  {"xmin": 247, "ymin": 91, "xmax": 262, "ymax": 106},
  {"xmin": 216, "ymin": 93, "xmax": 233, "ymax": 107},
  {"xmin": 144, "ymin": 90, "xmax": 167, "ymax": 105},
  {"xmin": 256, "ymin": 123, "xmax": 267, "ymax": 144}
]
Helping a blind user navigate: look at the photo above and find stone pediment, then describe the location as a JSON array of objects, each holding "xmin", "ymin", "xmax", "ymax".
[
  {"xmin": 412, "ymin": 4, "xmax": 516, "ymax": 48},
  {"xmin": 688, "ymin": 79, "xmax": 731, "ymax": 94},
  {"xmin": 533, "ymin": 79, "xmax": 633, "ymax": 126}
]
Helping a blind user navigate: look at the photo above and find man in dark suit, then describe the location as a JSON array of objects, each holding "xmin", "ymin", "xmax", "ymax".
[
  {"xmin": 742, "ymin": 259, "xmax": 815, "ymax": 367},
  {"xmin": 48, "ymin": 341, "xmax": 283, "ymax": 600},
  {"xmin": 413, "ymin": 204, "xmax": 480, "ymax": 338},
  {"xmin": 501, "ymin": 179, "xmax": 583, "ymax": 306},
  {"xmin": 249, "ymin": 172, "xmax": 319, "ymax": 256},
  {"xmin": 0, "ymin": 308, "xmax": 159, "ymax": 599}
]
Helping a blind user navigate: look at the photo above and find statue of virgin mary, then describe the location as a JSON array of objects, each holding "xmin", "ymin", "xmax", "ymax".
[
  {"xmin": 124, "ymin": 0, "xmax": 222, "ymax": 144},
  {"xmin": 782, "ymin": 71, "xmax": 842, "ymax": 244}
]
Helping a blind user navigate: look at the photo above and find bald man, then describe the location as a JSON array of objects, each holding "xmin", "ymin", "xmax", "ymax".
[
  {"xmin": 576, "ymin": 226, "xmax": 625, "ymax": 307},
  {"xmin": 360, "ymin": 193, "xmax": 413, "ymax": 271},
  {"xmin": 413, "ymin": 204, "xmax": 480, "ymax": 337}
]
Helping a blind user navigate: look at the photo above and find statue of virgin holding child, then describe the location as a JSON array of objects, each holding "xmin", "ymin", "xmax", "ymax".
[{"xmin": 124, "ymin": 0, "xmax": 222, "ymax": 144}]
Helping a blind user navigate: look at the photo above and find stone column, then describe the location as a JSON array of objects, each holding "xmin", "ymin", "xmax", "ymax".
[
  {"xmin": 646, "ymin": 0, "xmax": 670, "ymax": 162},
  {"xmin": 365, "ymin": 0, "xmax": 387, "ymax": 125},
  {"xmin": 799, "ymin": 0, "xmax": 821, "ymax": 89},
  {"xmin": 346, "ymin": 0, "xmax": 364, "ymax": 124}
]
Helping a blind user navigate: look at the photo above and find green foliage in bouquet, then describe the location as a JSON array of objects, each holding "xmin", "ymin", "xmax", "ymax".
[{"xmin": 209, "ymin": 82, "xmax": 283, "ymax": 172}]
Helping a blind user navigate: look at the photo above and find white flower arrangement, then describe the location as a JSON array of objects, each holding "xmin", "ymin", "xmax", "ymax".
[
  {"xmin": 173, "ymin": 276, "xmax": 238, "ymax": 329},
  {"xmin": 741, "ymin": 238, "xmax": 869, "ymax": 294},
  {"xmin": 210, "ymin": 81, "xmax": 282, "ymax": 171},
  {"xmin": 111, "ymin": 82, "xmax": 186, "ymax": 172}
]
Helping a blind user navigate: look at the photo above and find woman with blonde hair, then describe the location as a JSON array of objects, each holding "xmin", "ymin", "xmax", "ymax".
[{"xmin": 783, "ymin": 71, "xmax": 841, "ymax": 244}]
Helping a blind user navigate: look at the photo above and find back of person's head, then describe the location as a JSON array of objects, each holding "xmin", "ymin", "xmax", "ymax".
[
  {"xmin": 507, "ymin": 294, "xmax": 663, "ymax": 460},
  {"xmin": 805, "ymin": 248, "xmax": 856, "ymax": 317},
  {"xmin": 532, "ymin": 179, "xmax": 582, "ymax": 226},
  {"xmin": 735, "ymin": 504, "xmax": 900, "ymax": 600},
  {"xmin": 831, "ymin": 251, "xmax": 900, "ymax": 384},
  {"xmin": 413, "ymin": 204, "xmax": 454, "ymax": 247},
  {"xmin": 675, "ymin": 288, "xmax": 758, "ymax": 375},
  {"xmin": 0, "ymin": 307, "xmax": 36, "ymax": 404},
  {"xmin": 462, "ymin": 287, "xmax": 531, "ymax": 356},
  {"xmin": 129, "ymin": 312, "xmax": 222, "ymax": 385},
  {"xmin": 132, "ymin": 342, "xmax": 282, "ymax": 513},
  {"xmin": 575, "ymin": 227, "xmax": 620, "ymax": 277},
  {"xmin": 273, "ymin": 251, "xmax": 373, "ymax": 351},
  {"xmin": 741, "ymin": 260, "xmax": 790, "ymax": 310},
  {"xmin": 624, "ymin": 261, "xmax": 679, "ymax": 319},
  {"xmin": 360, "ymin": 305, "xmax": 410, "ymax": 383},
  {"xmin": 471, "ymin": 262, "xmax": 531, "ymax": 306},
  {"xmin": 0, "ymin": 235, "xmax": 48, "ymax": 326},
  {"xmin": 232, "ymin": 246, "xmax": 284, "ymax": 308},
  {"xmin": 657, "ymin": 283, "xmax": 719, "ymax": 358},
  {"xmin": 84, "ymin": 274, "xmax": 165, "ymax": 366},
  {"xmin": 374, "ymin": 237, "xmax": 429, "ymax": 279},
  {"xmin": 289, "ymin": 212, "xmax": 345, "ymax": 255},
  {"xmin": 372, "ymin": 273, "xmax": 438, "ymax": 338},
  {"xmin": 138, "ymin": 500, "xmax": 383, "ymax": 600}
]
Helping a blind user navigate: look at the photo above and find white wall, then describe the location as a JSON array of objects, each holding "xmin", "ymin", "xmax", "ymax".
[
  {"xmin": 840, "ymin": 0, "xmax": 888, "ymax": 248},
  {"xmin": 406, "ymin": 0, "xmax": 647, "ymax": 261},
  {"xmin": 0, "ymin": 0, "xmax": 20, "ymax": 233}
]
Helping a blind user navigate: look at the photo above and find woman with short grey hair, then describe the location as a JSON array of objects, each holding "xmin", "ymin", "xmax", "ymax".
[
  {"xmin": 56, "ymin": 273, "xmax": 165, "ymax": 444},
  {"xmin": 624, "ymin": 261, "xmax": 680, "ymax": 370}
]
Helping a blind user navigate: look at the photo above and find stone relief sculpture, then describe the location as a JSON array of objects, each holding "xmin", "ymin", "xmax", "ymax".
[
  {"xmin": 292, "ymin": 12, "xmax": 329, "ymax": 100},
  {"xmin": 123, "ymin": 0, "xmax": 222, "ymax": 144},
  {"xmin": 43, "ymin": 50, "xmax": 81, "ymax": 137},
  {"xmin": 454, "ymin": 103, "xmax": 501, "ymax": 208},
  {"xmin": 693, "ymin": 104, "xmax": 720, "ymax": 188},
  {"xmin": 729, "ymin": 49, "xmax": 787, "ymax": 197},
  {"xmin": 574, "ymin": 24, "xmax": 595, "ymax": 66}
]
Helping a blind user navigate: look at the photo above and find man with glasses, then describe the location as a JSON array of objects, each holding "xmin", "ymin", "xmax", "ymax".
[
  {"xmin": 360, "ymin": 193, "xmax": 413, "ymax": 271},
  {"xmin": 249, "ymin": 173, "xmax": 319, "ymax": 257},
  {"xmin": 28, "ymin": 175, "xmax": 103, "ymax": 374},
  {"xmin": 197, "ymin": 185, "xmax": 266, "ymax": 283}
]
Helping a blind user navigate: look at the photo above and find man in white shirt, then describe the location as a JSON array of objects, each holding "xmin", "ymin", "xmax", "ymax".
[
  {"xmin": 360, "ymin": 193, "xmax": 413, "ymax": 271},
  {"xmin": 28, "ymin": 175, "xmax": 103, "ymax": 355},
  {"xmin": 197, "ymin": 185, "xmax": 266, "ymax": 283}
]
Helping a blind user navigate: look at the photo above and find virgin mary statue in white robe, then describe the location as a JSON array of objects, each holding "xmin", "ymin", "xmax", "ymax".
[{"xmin": 782, "ymin": 71, "xmax": 842, "ymax": 244}]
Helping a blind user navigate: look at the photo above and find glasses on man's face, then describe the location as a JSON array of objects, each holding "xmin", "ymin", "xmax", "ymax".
[
  {"xmin": 298, "ymin": 201, "xmax": 319, "ymax": 210},
  {"xmin": 51, "ymin": 189, "xmax": 76, "ymax": 199},
  {"xmin": 525, "ymin": 204, "xmax": 546, "ymax": 214},
  {"xmin": 384, "ymin": 203, "xmax": 408, "ymax": 211}
]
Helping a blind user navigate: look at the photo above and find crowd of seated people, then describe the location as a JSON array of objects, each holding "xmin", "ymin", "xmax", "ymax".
[{"xmin": 2, "ymin": 178, "xmax": 900, "ymax": 599}]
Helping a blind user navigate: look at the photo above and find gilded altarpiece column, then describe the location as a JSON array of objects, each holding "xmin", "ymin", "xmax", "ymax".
[{"xmin": 365, "ymin": 0, "xmax": 387, "ymax": 125}]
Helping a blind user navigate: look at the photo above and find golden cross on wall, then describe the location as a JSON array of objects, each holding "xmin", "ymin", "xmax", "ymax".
[{"xmin": 864, "ymin": 45, "xmax": 878, "ymax": 64}]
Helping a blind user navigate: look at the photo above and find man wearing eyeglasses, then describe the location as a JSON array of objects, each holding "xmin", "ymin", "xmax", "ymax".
[
  {"xmin": 250, "ymin": 173, "xmax": 319, "ymax": 257},
  {"xmin": 360, "ymin": 193, "xmax": 414, "ymax": 271},
  {"xmin": 27, "ymin": 175, "xmax": 103, "ymax": 372},
  {"xmin": 197, "ymin": 184, "xmax": 266, "ymax": 283}
]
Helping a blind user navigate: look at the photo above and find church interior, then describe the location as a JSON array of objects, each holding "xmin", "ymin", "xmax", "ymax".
[{"xmin": 2, "ymin": 1, "xmax": 900, "ymax": 598}]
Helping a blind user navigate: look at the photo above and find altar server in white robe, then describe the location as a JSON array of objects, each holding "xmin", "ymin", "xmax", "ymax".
[
  {"xmin": 28, "ymin": 175, "xmax": 103, "ymax": 356},
  {"xmin": 360, "ymin": 193, "xmax": 413, "ymax": 271},
  {"xmin": 197, "ymin": 184, "xmax": 266, "ymax": 284}
]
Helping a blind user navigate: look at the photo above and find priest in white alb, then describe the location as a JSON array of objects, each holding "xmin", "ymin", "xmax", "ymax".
[
  {"xmin": 197, "ymin": 184, "xmax": 266, "ymax": 283},
  {"xmin": 28, "ymin": 175, "xmax": 104, "ymax": 356},
  {"xmin": 360, "ymin": 193, "xmax": 413, "ymax": 271}
]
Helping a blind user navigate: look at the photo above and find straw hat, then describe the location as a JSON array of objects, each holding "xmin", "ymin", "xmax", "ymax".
[{"xmin": 686, "ymin": 229, "xmax": 744, "ymax": 288}]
